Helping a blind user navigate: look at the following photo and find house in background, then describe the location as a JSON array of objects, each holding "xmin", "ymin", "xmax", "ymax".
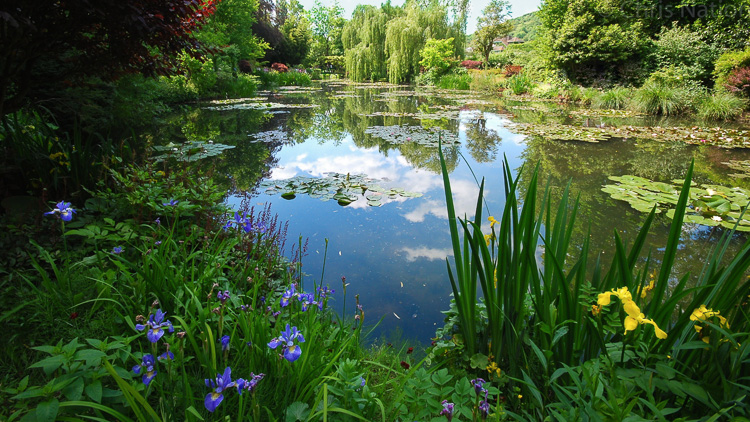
[{"xmin": 492, "ymin": 36, "xmax": 524, "ymax": 52}]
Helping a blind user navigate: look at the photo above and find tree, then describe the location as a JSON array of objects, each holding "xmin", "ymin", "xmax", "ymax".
[
  {"xmin": 342, "ymin": 5, "xmax": 390, "ymax": 81},
  {"xmin": 0, "ymin": 0, "xmax": 218, "ymax": 116},
  {"xmin": 420, "ymin": 38, "xmax": 456, "ymax": 77},
  {"xmin": 307, "ymin": 0, "xmax": 346, "ymax": 67},
  {"xmin": 471, "ymin": 0, "xmax": 512, "ymax": 66},
  {"xmin": 197, "ymin": 0, "xmax": 268, "ymax": 71}
]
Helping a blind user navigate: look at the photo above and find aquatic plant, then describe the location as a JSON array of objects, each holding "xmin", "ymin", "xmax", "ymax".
[
  {"xmin": 632, "ymin": 82, "xmax": 693, "ymax": 116},
  {"xmin": 151, "ymin": 141, "xmax": 235, "ymax": 163},
  {"xmin": 594, "ymin": 87, "xmax": 631, "ymax": 110},
  {"xmin": 696, "ymin": 91, "xmax": 747, "ymax": 121}
]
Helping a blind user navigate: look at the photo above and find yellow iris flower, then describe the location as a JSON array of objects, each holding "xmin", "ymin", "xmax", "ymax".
[
  {"xmin": 488, "ymin": 216, "xmax": 498, "ymax": 228},
  {"xmin": 690, "ymin": 305, "xmax": 730, "ymax": 344},
  {"xmin": 596, "ymin": 286, "xmax": 667, "ymax": 339},
  {"xmin": 597, "ymin": 286, "xmax": 633, "ymax": 306}
]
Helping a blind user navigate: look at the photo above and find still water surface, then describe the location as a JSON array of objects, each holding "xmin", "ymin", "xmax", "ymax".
[{"xmin": 153, "ymin": 81, "xmax": 750, "ymax": 343}]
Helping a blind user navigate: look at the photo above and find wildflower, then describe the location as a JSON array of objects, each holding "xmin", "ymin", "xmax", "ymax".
[
  {"xmin": 155, "ymin": 218, "xmax": 161, "ymax": 226},
  {"xmin": 236, "ymin": 373, "xmax": 265, "ymax": 395},
  {"xmin": 204, "ymin": 367, "xmax": 236, "ymax": 413},
  {"xmin": 517, "ymin": 394, "xmax": 523, "ymax": 399},
  {"xmin": 479, "ymin": 397, "xmax": 490, "ymax": 419},
  {"xmin": 488, "ymin": 216, "xmax": 498, "ymax": 228},
  {"xmin": 484, "ymin": 233, "xmax": 492, "ymax": 246},
  {"xmin": 486, "ymin": 361, "xmax": 501, "ymax": 377},
  {"xmin": 440, "ymin": 400, "xmax": 454, "ymax": 421},
  {"xmin": 407, "ymin": 347, "xmax": 414, "ymax": 354},
  {"xmin": 298, "ymin": 292, "xmax": 318, "ymax": 311},
  {"xmin": 158, "ymin": 351, "xmax": 174, "ymax": 361},
  {"xmin": 217, "ymin": 290, "xmax": 230, "ymax": 305},
  {"xmin": 44, "ymin": 201, "xmax": 76, "ymax": 222},
  {"xmin": 591, "ymin": 304, "xmax": 602, "ymax": 316},
  {"xmin": 268, "ymin": 324, "xmax": 305, "ymax": 362},
  {"xmin": 239, "ymin": 304, "xmax": 252, "ymax": 312},
  {"xmin": 220, "ymin": 335, "xmax": 231, "ymax": 352},
  {"xmin": 112, "ymin": 246, "xmax": 123, "ymax": 254},
  {"xmin": 155, "ymin": 240, "xmax": 162, "ymax": 246},
  {"xmin": 638, "ymin": 275, "xmax": 656, "ymax": 299},
  {"xmin": 280, "ymin": 284, "xmax": 297, "ymax": 307},
  {"xmin": 163, "ymin": 199, "xmax": 179, "ymax": 207},
  {"xmin": 255, "ymin": 221, "xmax": 267, "ymax": 234},
  {"xmin": 135, "ymin": 309, "xmax": 174, "ymax": 343},
  {"xmin": 132, "ymin": 354, "xmax": 157, "ymax": 385},
  {"xmin": 400, "ymin": 361, "xmax": 410, "ymax": 370},
  {"xmin": 597, "ymin": 287, "xmax": 632, "ymax": 306},
  {"xmin": 623, "ymin": 299, "xmax": 668, "ymax": 339},
  {"xmin": 691, "ymin": 305, "xmax": 730, "ymax": 343},
  {"xmin": 471, "ymin": 378, "xmax": 486, "ymax": 395}
]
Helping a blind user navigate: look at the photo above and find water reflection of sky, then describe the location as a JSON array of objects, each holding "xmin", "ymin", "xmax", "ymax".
[{"xmin": 225, "ymin": 106, "xmax": 527, "ymax": 343}]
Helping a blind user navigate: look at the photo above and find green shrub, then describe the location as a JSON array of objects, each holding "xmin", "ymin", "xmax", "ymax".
[
  {"xmin": 594, "ymin": 87, "xmax": 631, "ymax": 109},
  {"xmin": 578, "ymin": 87, "xmax": 600, "ymax": 106},
  {"xmin": 469, "ymin": 70, "xmax": 504, "ymax": 92},
  {"xmin": 653, "ymin": 23, "xmax": 718, "ymax": 84},
  {"xmin": 713, "ymin": 47, "xmax": 750, "ymax": 86},
  {"xmin": 697, "ymin": 91, "xmax": 747, "ymax": 120}
]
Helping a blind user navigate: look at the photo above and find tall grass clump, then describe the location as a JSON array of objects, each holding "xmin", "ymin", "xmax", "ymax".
[
  {"xmin": 697, "ymin": 90, "xmax": 747, "ymax": 120},
  {"xmin": 437, "ymin": 73, "xmax": 472, "ymax": 90},
  {"xmin": 632, "ymin": 82, "xmax": 693, "ymax": 115},
  {"xmin": 437, "ymin": 143, "xmax": 750, "ymax": 419},
  {"xmin": 594, "ymin": 87, "xmax": 631, "ymax": 109},
  {"xmin": 469, "ymin": 70, "xmax": 504, "ymax": 92},
  {"xmin": 505, "ymin": 73, "xmax": 534, "ymax": 95}
]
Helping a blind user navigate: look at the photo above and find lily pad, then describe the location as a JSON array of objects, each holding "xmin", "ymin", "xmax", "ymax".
[
  {"xmin": 364, "ymin": 125, "xmax": 459, "ymax": 147},
  {"xmin": 151, "ymin": 141, "xmax": 234, "ymax": 162},
  {"xmin": 259, "ymin": 173, "xmax": 422, "ymax": 207},
  {"xmin": 603, "ymin": 176, "xmax": 750, "ymax": 231}
]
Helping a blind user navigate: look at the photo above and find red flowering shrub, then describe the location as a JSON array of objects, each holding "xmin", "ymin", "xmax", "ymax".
[
  {"xmin": 504, "ymin": 65, "xmax": 523, "ymax": 76},
  {"xmin": 460, "ymin": 60, "xmax": 482, "ymax": 70},
  {"xmin": 725, "ymin": 66, "xmax": 750, "ymax": 97},
  {"xmin": 271, "ymin": 62, "xmax": 288, "ymax": 73}
]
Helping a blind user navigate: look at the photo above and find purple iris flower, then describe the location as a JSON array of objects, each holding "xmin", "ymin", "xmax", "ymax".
[
  {"xmin": 236, "ymin": 373, "xmax": 265, "ymax": 395},
  {"xmin": 254, "ymin": 221, "xmax": 267, "ymax": 234},
  {"xmin": 132, "ymin": 354, "xmax": 157, "ymax": 385},
  {"xmin": 112, "ymin": 246, "xmax": 123, "ymax": 254},
  {"xmin": 217, "ymin": 290, "xmax": 230, "ymax": 305},
  {"xmin": 44, "ymin": 201, "xmax": 76, "ymax": 222},
  {"xmin": 479, "ymin": 397, "xmax": 490, "ymax": 420},
  {"xmin": 135, "ymin": 309, "xmax": 174, "ymax": 343},
  {"xmin": 298, "ymin": 293, "xmax": 318, "ymax": 311},
  {"xmin": 268, "ymin": 324, "xmax": 305, "ymax": 362},
  {"xmin": 280, "ymin": 285, "xmax": 296, "ymax": 307},
  {"xmin": 222, "ymin": 220, "xmax": 233, "ymax": 231},
  {"xmin": 158, "ymin": 351, "xmax": 174, "ymax": 361},
  {"xmin": 471, "ymin": 378, "xmax": 486, "ymax": 395},
  {"xmin": 440, "ymin": 400, "xmax": 454, "ymax": 421},
  {"xmin": 220, "ymin": 335, "xmax": 230, "ymax": 352},
  {"xmin": 204, "ymin": 367, "xmax": 236, "ymax": 413},
  {"xmin": 318, "ymin": 286, "xmax": 334, "ymax": 298},
  {"xmin": 163, "ymin": 199, "xmax": 179, "ymax": 207}
]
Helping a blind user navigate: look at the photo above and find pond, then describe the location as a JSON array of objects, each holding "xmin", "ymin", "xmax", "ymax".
[{"xmin": 144, "ymin": 81, "xmax": 750, "ymax": 343}]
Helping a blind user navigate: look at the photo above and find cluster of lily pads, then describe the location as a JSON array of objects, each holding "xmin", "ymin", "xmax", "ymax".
[
  {"xmin": 364, "ymin": 125, "xmax": 459, "ymax": 147},
  {"xmin": 204, "ymin": 101, "xmax": 320, "ymax": 111},
  {"xmin": 151, "ymin": 141, "xmax": 235, "ymax": 162},
  {"xmin": 510, "ymin": 122, "xmax": 750, "ymax": 148},
  {"xmin": 259, "ymin": 173, "xmax": 422, "ymax": 207},
  {"xmin": 602, "ymin": 175, "xmax": 750, "ymax": 231},
  {"xmin": 722, "ymin": 159, "xmax": 750, "ymax": 179},
  {"xmin": 248, "ymin": 130, "xmax": 289, "ymax": 144}
]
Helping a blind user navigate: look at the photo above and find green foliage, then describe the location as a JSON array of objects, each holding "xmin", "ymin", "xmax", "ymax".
[
  {"xmin": 254, "ymin": 69, "xmax": 312, "ymax": 88},
  {"xmin": 342, "ymin": 6, "xmax": 389, "ymax": 82},
  {"xmin": 506, "ymin": 73, "xmax": 535, "ymax": 95},
  {"xmin": 713, "ymin": 46, "xmax": 750, "ymax": 87},
  {"xmin": 437, "ymin": 73, "xmax": 472, "ymax": 90},
  {"xmin": 539, "ymin": 0, "xmax": 650, "ymax": 83},
  {"xmin": 652, "ymin": 23, "xmax": 718, "ymax": 84},
  {"xmin": 419, "ymin": 38, "xmax": 456, "ymax": 77},
  {"xmin": 471, "ymin": 0, "xmax": 512, "ymax": 66},
  {"xmin": 307, "ymin": 0, "xmax": 346, "ymax": 67},
  {"xmin": 697, "ymin": 91, "xmax": 747, "ymax": 121},
  {"xmin": 507, "ymin": 11, "xmax": 541, "ymax": 41},
  {"xmin": 385, "ymin": 2, "xmax": 451, "ymax": 83}
]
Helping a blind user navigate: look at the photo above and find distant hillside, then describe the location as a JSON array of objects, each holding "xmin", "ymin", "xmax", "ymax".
[{"xmin": 507, "ymin": 11, "xmax": 541, "ymax": 41}]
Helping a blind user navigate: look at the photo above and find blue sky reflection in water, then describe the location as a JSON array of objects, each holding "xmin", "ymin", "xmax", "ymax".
[{"xmin": 228, "ymin": 110, "xmax": 527, "ymax": 343}]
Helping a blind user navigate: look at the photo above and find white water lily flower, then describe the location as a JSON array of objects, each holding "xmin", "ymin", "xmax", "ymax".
[{"xmin": 712, "ymin": 216, "xmax": 722, "ymax": 222}]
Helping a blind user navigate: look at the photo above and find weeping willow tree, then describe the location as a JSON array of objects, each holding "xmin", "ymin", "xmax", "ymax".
[
  {"xmin": 342, "ymin": 5, "xmax": 390, "ymax": 81},
  {"xmin": 449, "ymin": 0, "xmax": 469, "ymax": 59},
  {"xmin": 385, "ymin": 0, "xmax": 450, "ymax": 84}
]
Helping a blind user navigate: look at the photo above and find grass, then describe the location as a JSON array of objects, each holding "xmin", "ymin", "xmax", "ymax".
[
  {"xmin": 594, "ymin": 87, "xmax": 631, "ymax": 109},
  {"xmin": 631, "ymin": 82, "xmax": 694, "ymax": 115},
  {"xmin": 437, "ymin": 73, "xmax": 472, "ymax": 90},
  {"xmin": 697, "ymin": 90, "xmax": 747, "ymax": 120}
]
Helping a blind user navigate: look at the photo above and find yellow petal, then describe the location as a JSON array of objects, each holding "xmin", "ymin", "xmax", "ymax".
[
  {"xmin": 597, "ymin": 292, "xmax": 613, "ymax": 306},
  {"xmin": 623, "ymin": 299, "xmax": 641, "ymax": 318},
  {"xmin": 641, "ymin": 318, "xmax": 668, "ymax": 339},
  {"xmin": 616, "ymin": 287, "xmax": 632, "ymax": 301},
  {"xmin": 624, "ymin": 316, "xmax": 638, "ymax": 332},
  {"xmin": 694, "ymin": 325, "xmax": 703, "ymax": 333}
]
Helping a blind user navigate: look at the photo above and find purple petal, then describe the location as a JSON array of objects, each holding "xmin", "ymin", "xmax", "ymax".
[
  {"xmin": 284, "ymin": 344, "xmax": 302, "ymax": 362},
  {"xmin": 135, "ymin": 324, "xmax": 146, "ymax": 331},
  {"xmin": 142, "ymin": 370, "xmax": 156, "ymax": 385},
  {"xmin": 133, "ymin": 365, "xmax": 141, "ymax": 374},
  {"xmin": 268, "ymin": 338, "xmax": 281, "ymax": 349},
  {"xmin": 147, "ymin": 328, "xmax": 164, "ymax": 343},
  {"xmin": 204, "ymin": 392, "xmax": 223, "ymax": 413}
]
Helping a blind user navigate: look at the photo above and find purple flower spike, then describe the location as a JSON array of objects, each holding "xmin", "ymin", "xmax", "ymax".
[
  {"xmin": 217, "ymin": 290, "xmax": 230, "ymax": 305},
  {"xmin": 204, "ymin": 367, "xmax": 236, "ymax": 413},
  {"xmin": 135, "ymin": 309, "xmax": 174, "ymax": 343},
  {"xmin": 220, "ymin": 335, "xmax": 230, "ymax": 352},
  {"xmin": 44, "ymin": 201, "xmax": 76, "ymax": 222},
  {"xmin": 479, "ymin": 398, "xmax": 490, "ymax": 420},
  {"xmin": 236, "ymin": 373, "xmax": 264, "ymax": 395},
  {"xmin": 268, "ymin": 324, "xmax": 305, "ymax": 362},
  {"xmin": 471, "ymin": 378, "xmax": 486, "ymax": 395},
  {"xmin": 132, "ymin": 354, "xmax": 157, "ymax": 385},
  {"xmin": 440, "ymin": 400, "xmax": 454, "ymax": 421}
]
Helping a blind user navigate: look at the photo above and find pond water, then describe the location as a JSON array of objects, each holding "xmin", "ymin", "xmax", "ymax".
[{"xmin": 146, "ymin": 81, "xmax": 750, "ymax": 343}]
